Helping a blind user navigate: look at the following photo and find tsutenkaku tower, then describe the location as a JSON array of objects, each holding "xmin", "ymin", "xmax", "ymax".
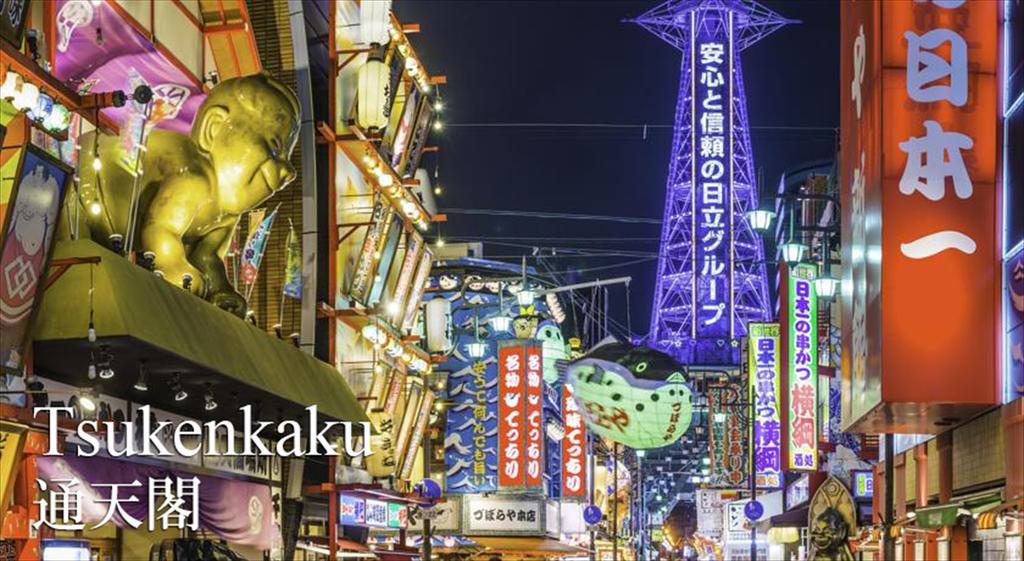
[{"xmin": 634, "ymin": 0, "xmax": 792, "ymax": 366}]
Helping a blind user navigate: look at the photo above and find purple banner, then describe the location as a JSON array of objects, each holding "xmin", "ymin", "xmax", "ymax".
[
  {"xmin": 693, "ymin": 23, "xmax": 733, "ymax": 341},
  {"xmin": 54, "ymin": 1, "xmax": 204, "ymax": 134},
  {"xmin": 38, "ymin": 455, "xmax": 276, "ymax": 550}
]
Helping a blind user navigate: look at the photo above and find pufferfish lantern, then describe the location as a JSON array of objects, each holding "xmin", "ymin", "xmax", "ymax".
[{"xmin": 565, "ymin": 339, "xmax": 694, "ymax": 450}]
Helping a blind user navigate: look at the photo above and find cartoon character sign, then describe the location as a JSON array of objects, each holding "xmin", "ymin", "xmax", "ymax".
[
  {"xmin": 564, "ymin": 339, "xmax": 694, "ymax": 449},
  {"xmin": 535, "ymin": 319, "xmax": 566, "ymax": 384},
  {"xmin": 0, "ymin": 146, "xmax": 71, "ymax": 374}
]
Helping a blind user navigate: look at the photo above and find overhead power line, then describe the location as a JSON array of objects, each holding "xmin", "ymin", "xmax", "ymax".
[
  {"xmin": 446, "ymin": 122, "xmax": 837, "ymax": 132},
  {"xmin": 442, "ymin": 208, "xmax": 662, "ymax": 225}
]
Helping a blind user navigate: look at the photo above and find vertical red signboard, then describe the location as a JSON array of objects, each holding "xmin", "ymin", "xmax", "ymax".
[
  {"xmin": 841, "ymin": 0, "xmax": 1001, "ymax": 432},
  {"xmin": 524, "ymin": 344, "xmax": 544, "ymax": 488},
  {"xmin": 498, "ymin": 342, "xmax": 526, "ymax": 488},
  {"xmin": 562, "ymin": 384, "xmax": 588, "ymax": 498}
]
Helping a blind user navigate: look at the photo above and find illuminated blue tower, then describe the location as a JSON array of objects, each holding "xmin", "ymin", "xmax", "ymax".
[{"xmin": 634, "ymin": 0, "xmax": 791, "ymax": 365}]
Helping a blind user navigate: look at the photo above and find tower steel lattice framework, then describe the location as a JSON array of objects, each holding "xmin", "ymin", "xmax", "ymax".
[{"xmin": 633, "ymin": 0, "xmax": 793, "ymax": 365}]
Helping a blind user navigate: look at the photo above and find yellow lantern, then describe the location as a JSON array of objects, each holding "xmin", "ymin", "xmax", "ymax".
[{"xmin": 357, "ymin": 46, "xmax": 389, "ymax": 131}]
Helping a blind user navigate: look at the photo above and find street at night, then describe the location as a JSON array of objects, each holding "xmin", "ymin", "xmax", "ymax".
[{"xmin": 0, "ymin": 1, "xmax": 1021, "ymax": 560}]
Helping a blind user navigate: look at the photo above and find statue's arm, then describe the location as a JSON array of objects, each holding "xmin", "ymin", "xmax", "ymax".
[
  {"xmin": 191, "ymin": 222, "xmax": 234, "ymax": 292},
  {"xmin": 138, "ymin": 178, "xmax": 208, "ymax": 296}
]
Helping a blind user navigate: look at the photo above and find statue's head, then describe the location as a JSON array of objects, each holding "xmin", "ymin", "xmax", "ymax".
[
  {"xmin": 191, "ymin": 73, "xmax": 300, "ymax": 214},
  {"xmin": 810, "ymin": 507, "xmax": 849, "ymax": 551}
]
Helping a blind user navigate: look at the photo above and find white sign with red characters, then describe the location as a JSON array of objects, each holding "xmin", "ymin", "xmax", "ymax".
[
  {"xmin": 498, "ymin": 343, "xmax": 526, "ymax": 488},
  {"xmin": 524, "ymin": 344, "xmax": 544, "ymax": 488},
  {"xmin": 561, "ymin": 384, "xmax": 587, "ymax": 498}
]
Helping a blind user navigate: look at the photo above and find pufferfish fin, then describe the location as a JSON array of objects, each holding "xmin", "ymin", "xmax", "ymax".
[
  {"xmin": 666, "ymin": 372, "xmax": 686, "ymax": 384},
  {"xmin": 592, "ymin": 336, "xmax": 619, "ymax": 350}
]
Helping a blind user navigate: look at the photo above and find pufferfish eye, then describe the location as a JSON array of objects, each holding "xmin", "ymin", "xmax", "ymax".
[{"xmin": 635, "ymin": 362, "xmax": 648, "ymax": 373}]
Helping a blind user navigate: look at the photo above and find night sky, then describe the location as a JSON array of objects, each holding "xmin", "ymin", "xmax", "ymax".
[{"xmin": 395, "ymin": 0, "xmax": 839, "ymax": 336}]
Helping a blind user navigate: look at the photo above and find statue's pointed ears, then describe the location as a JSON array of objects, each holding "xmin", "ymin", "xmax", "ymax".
[{"xmin": 196, "ymin": 106, "xmax": 229, "ymax": 154}]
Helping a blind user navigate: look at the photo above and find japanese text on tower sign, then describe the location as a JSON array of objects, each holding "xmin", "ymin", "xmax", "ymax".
[{"xmin": 694, "ymin": 36, "xmax": 732, "ymax": 337}]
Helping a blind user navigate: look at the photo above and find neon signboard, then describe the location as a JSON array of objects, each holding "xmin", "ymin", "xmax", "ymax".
[
  {"xmin": 498, "ymin": 342, "xmax": 526, "ymax": 488},
  {"xmin": 339, "ymin": 495, "xmax": 366, "ymax": 525},
  {"xmin": 561, "ymin": 384, "xmax": 587, "ymax": 498},
  {"xmin": 365, "ymin": 499, "xmax": 389, "ymax": 527},
  {"xmin": 692, "ymin": 29, "xmax": 733, "ymax": 345},
  {"xmin": 524, "ymin": 344, "xmax": 544, "ymax": 488},
  {"xmin": 748, "ymin": 323, "xmax": 782, "ymax": 488},
  {"xmin": 852, "ymin": 470, "xmax": 873, "ymax": 499},
  {"xmin": 783, "ymin": 263, "xmax": 818, "ymax": 471}
]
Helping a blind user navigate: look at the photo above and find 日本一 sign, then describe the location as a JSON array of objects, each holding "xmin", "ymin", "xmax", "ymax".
[
  {"xmin": 748, "ymin": 323, "xmax": 782, "ymax": 488},
  {"xmin": 840, "ymin": 0, "xmax": 1000, "ymax": 433},
  {"xmin": 782, "ymin": 263, "xmax": 818, "ymax": 471}
]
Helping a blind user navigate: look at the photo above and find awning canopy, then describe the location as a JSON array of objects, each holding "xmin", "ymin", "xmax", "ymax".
[
  {"xmin": 915, "ymin": 503, "xmax": 963, "ymax": 529},
  {"xmin": 769, "ymin": 506, "xmax": 809, "ymax": 528},
  {"xmin": 471, "ymin": 536, "xmax": 587, "ymax": 556},
  {"xmin": 32, "ymin": 240, "xmax": 368, "ymax": 425}
]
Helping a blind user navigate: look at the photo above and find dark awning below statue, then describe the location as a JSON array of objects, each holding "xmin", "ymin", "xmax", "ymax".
[
  {"xmin": 769, "ymin": 506, "xmax": 809, "ymax": 528},
  {"xmin": 31, "ymin": 240, "xmax": 368, "ymax": 425}
]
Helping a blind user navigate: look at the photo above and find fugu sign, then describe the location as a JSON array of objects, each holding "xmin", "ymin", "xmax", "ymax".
[{"xmin": 565, "ymin": 341, "xmax": 694, "ymax": 449}]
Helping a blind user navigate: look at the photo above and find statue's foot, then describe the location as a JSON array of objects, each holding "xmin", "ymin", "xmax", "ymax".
[{"xmin": 210, "ymin": 290, "xmax": 248, "ymax": 318}]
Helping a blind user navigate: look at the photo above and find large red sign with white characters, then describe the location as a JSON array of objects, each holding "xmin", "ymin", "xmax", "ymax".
[
  {"xmin": 498, "ymin": 342, "xmax": 525, "ymax": 488},
  {"xmin": 524, "ymin": 344, "xmax": 544, "ymax": 488},
  {"xmin": 840, "ymin": 0, "xmax": 1001, "ymax": 432},
  {"xmin": 562, "ymin": 384, "xmax": 587, "ymax": 498}
]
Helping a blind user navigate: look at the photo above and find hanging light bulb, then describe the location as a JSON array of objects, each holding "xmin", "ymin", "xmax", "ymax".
[
  {"xmin": 746, "ymin": 208, "xmax": 776, "ymax": 233},
  {"xmin": 43, "ymin": 103, "xmax": 72, "ymax": 132},
  {"xmin": 204, "ymin": 385, "xmax": 218, "ymax": 411},
  {"xmin": 488, "ymin": 314, "xmax": 512, "ymax": 333},
  {"xmin": 0, "ymin": 71, "xmax": 22, "ymax": 100},
  {"xmin": 134, "ymin": 364, "xmax": 149, "ymax": 392},
  {"xmin": 814, "ymin": 274, "xmax": 839, "ymax": 300},
  {"xmin": 780, "ymin": 241, "xmax": 808, "ymax": 265},
  {"xmin": 79, "ymin": 389, "xmax": 97, "ymax": 412},
  {"xmin": 92, "ymin": 157, "xmax": 103, "ymax": 172},
  {"xmin": 170, "ymin": 373, "xmax": 188, "ymax": 401},
  {"xmin": 29, "ymin": 92, "xmax": 54, "ymax": 122},
  {"xmin": 466, "ymin": 341, "xmax": 487, "ymax": 358},
  {"xmin": 356, "ymin": 44, "xmax": 390, "ymax": 131},
  {"xmin": 517, "ymin": 289, "xmax": 536, "ymax": 306},
  {"xmin": 432, "ymin": 120, "xmax": 443, "ymax": 131},
  {"xmin": 12, "ymin": 81, "xmax": 39, "ymax": 112}
]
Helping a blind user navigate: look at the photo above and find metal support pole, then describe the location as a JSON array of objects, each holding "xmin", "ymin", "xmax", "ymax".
[
  {"xmin": 423, "ymin": 518, "xmax": 432, "ymax": 561},
  {"xmin": 613, "ymin": 442, "xmax": 619, "ymax": 561},
  {"xmin": 883, "ymin": 433, "xmax": 895, "ymax": 560},
  {"xmin": 590, "ymin": 433, "xmax": 597, "ymax": 561},
  {"xmin": 749, "ymin": 382, "xmax": 757, "ymax": 561}
]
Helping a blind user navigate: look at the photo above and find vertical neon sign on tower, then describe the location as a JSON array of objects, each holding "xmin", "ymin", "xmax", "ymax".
[{"xmin": 635, "ymin": 0, "xmax": 791, "ymax": 366}]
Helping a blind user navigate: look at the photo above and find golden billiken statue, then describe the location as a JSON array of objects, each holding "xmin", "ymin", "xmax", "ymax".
[{"xmin": 77, "ymin": 73, "xmax": 300, "ymax": 316}]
